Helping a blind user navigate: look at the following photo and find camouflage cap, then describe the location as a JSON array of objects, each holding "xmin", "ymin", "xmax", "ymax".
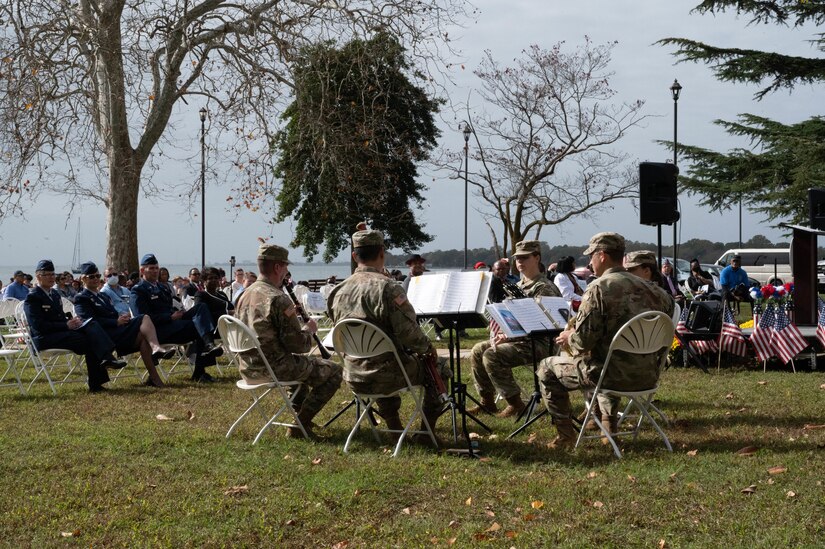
[
  {"xmin": 513, "ymin": 240, "xmax": 542, "ymax": 257},
  {"xmin": 583, "ymin": 232, "xmax": 626, "ymax": 256},
  {"xmin": 257, "ymin": 244, "xmax": 290, "ymax": 264},
  {"xmin": 352, "ymin": 229, "xmax": 384, "ymax": 248},
  {"xmin": 624, "ymin": 250, "xmax": 657, "ymax": 269}
]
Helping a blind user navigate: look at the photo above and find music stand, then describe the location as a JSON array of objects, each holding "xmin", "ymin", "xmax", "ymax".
[{"xmin": 507, "ymin": 329, "xmax": 558, "ymax": 438}]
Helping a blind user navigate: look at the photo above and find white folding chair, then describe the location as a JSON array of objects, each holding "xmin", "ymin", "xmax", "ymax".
[
  {"xmin": 217, "ymin": 315, "xmax": 308, "ymax": 443},
  {"xmin": 576, "ymin": 311, "xmax": 675, "ymax": 458},
  {"xmin": 0, "ymin": 348, "xmax": 26, "ymax": 395},
  {"xmin": 331, "ymin": 318, "xmax": 437, "ymax": 457}
]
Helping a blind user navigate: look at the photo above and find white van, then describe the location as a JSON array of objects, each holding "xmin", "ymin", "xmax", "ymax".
[{"xmin": 714, "ymin": 249, "xmax": 791, "ymax": 286}]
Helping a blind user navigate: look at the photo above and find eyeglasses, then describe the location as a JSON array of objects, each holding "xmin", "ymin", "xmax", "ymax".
[
  {"xmin": 190, "ymin": 272, "xmax": 201, "ymax": 277},
  {"xmin": 86, "ymin": 274, "xmax": 101, "ymax": 279}
]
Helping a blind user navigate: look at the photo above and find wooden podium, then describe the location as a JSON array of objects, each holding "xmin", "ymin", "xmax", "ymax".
[{"xmin": 780, "ymin": 223, "xmax": 824, "ymax": 326}]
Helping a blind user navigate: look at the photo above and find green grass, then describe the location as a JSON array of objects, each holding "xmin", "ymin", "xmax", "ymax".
[{"xmin": 1, "ymin": 358, "xmax": 823, "ymax": 547}]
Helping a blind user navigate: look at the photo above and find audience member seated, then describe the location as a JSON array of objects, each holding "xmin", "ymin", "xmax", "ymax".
[
  {"xmin": 191, "ymin": 266, "xmax": 234, "ymax": 376},
  {"xmin": 230, "ymin": 268, "xmax": 245, "ymax": 298},
  {"xmin": 56, "ymin": 272, "xmax": 78, "ymax": 303},
  {"xmin": 74, "ymin": 262, "xmax": 166, "ymax": 387},
  {"xmin": 660, "ymin": 260, "xmax": 685, "ymax": 306},
  {"xmin": 553, "ymin": 256, "xmax": 586, "ymax": 312},
  {"xmin": 130, "ymin": 254, "xmax": 219, "ymax": 383},
  {"xmin": 182, "ymin": 268, "xmax": 202, "ymax": 297},
  {"xmin": 488, "ymin": 260, "xmax": 509, "ymax": 303},
  {"xmin": 231, "ymin": 271, "xmax": 258, "ymax": 306},
  {"xmin": 2, "ymin": 270, "xmax": 29, "ymax": 301},
  {"xmin": 101, "ymin": 268, "xmax": 132, "ymax": 316},
  {"xmin": 720, "ymin": 254, "xmax": 752, "ymax": 304},
  {"xmin": 687, "ymin": 258, "xmax": 715, "ymax": 294},
  {"xmin": 24, "ymin": 259, "xmax": 126, "ymax": 393}
]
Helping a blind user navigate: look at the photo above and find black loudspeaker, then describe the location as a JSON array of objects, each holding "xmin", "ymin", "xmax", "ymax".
[
  {"xmin": 686, "ymin": 300, "xmax": 723, "ymax": 333},
  {"xmin": 639, "ymin": 162, "xmax": 679, "ymax": 226},
  {"xmin": 808, "ymin": 188, "xmax": 825, "ymax": 230}
]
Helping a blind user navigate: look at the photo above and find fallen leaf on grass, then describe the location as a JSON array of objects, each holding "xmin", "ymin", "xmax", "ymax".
[
  {"xmin": 740, "ymin": 485, "xmax": 757, "ymax": 494},
  {"xmin": 669, "ymin": 473, "xmax": 678, "ymax": 481},
  {"xmin": 586, "ymin": 471, "xmax": 599, "ymax": 479},
  {"xmin": 285, "ymin": 519, "xmax": 297, "ymax": 526},
  {"xmin": 447, "ymin": 537, "xmax": 457, "ymax": 545},
  {"xmin": 473, "ymin": 533, "xmax": 490, "ymax": 541},
  {"xmin": 686, "ymin": 449, "xmax": 698, "ymax": 456},
  {"xmin": 478, "ymin": 457, "xmax": 492, "ymax": 463},
  {"xmin": 767, "ymin": 466, "xmax": 787, "ymax": 475},
  {"xmin": 658, "ymin": 539, "xmax": 667, "ymax": 549},
  {"xmin": 802, "ymin": 424, "xmax": 825, "ymax": 430},
  {"xmin": 738, "ymin": 407, "xmax": 747, "ymax": 412},
  {"xmin": 736, "ymin": 446, "xmax": 759, "ymax": 456},
  {"xmin": 332, "ymin": 542, "xmax": 349, "ymax": 549},
  {"xmin": 224, "ymin": 485, "xmax": 249, "ymax": 496},
  {"xmin": 725, "ymin": 392, "xmax": 734, "ymax": 399},
  {"xmin": 401, "ymin": 507, "xmax": 411, "ymax": 515},
  {"xmin": 468, "ymin": 432, "xmax": 480, "ymax": 440},
  {"xmin": 155, "ymin": 414, "xmax": 174, "ymax": 421},
  {"xmin": 147, "ymin": 484, "xmax": 157, "ymax": 488},
  {"xmin": 767, "ymin": 478, "xmax": 775, "ymax": 485},
  {"xmin": 530, "ymin": 500, "xmax": 544, "ymax": 509},
  {"xmin": 786, "ymin": 490, "xmax": 797, "ymax": 498},
  {"xmin": 485, "ymin": 510, "xmax": 495, "ymax": 518},
  {"xmin": 627, "ymin": 475, "xmax": 637, "ymax": 483},
  {"xmin": 485, "ymin": 522, "xmax": 501, "ymax": 533},
  {"xmin": 311, "ymin": 457, "xmax": 322, "ymax": 465},
  {"xmin": 465, "ymin": 497, "xmax": 473, "ymax": 506},
  {"xmin": 757, "ymin": 381, "xmax": 768, "ymax": 385},
  {"xmin": 522, "ymin": 513, "xmax": 536, "ymax": 521},
  {"xmin": 449, "ymin": 520, "xmax": 460, "ymax": 528},
  {"xmin": 820, "ymin": 383, "xmax": 825, "ymax": 390},
  {"xmin": 187, "ymin": 410, "xmax": 195, "ymax": 421},
  {"xmin": 60, "ymin": 530, "xmax": 81, "ymax": 538},
  {"xmin": 592, "ymin": 501, "xmax": 604, "ymax": 509},
  {"xmin": 429, "ymin": 536, "xmax": 439, "ymax": 545},
  {"xmin": 505, "ymin": 530, "xmax": 517, "ymax": 539},
  {"xmin": 526, "ymin": 432, "xmax": 538, "ymax": 444}
]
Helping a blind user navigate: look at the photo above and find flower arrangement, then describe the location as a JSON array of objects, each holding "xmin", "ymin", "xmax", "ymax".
[{"xmin": 750, "ymin": 282, "xmax": 794, "ymax": 309}]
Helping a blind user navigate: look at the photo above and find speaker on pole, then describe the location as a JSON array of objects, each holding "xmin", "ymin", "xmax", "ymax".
[
  {"xmin": 808, "ymin": 188, "xmax": 825, "ymax": 230},
  {"xmin": 639, "ymin": 162, "xmax": 679, "ymax": 226}
]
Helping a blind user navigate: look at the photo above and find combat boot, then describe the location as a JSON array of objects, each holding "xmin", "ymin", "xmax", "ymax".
[
  {"xmin": 600, "ymin": 414, "xmax": 619, "ymax": 446},
  {"xmin": 467, "ymin": 392, "xmax": 498, "ymax": 415},
  {"xmin": 496, "ymin": 394, "xmax": 526, "ymax": 418},
  {"xmin": 546, "ymin": 417, "xmax": 577, "ymax": 450},
  {"xmin": 577, "ymin": 401, "xmax": 601, "ymax": 431}
]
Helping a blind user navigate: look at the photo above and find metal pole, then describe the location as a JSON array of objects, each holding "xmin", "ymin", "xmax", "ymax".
[
  {"xmin": 739, "ymin": 198, "xmax": 743, "ymax": 248},
  {"xmin": 463, "ymin": 127, "xmax": 470, "ymax": 271},
  {"xmin": 200, "ymin": 109, "xmax": 206, "ymax": 270},
  {"xmin": 672, "ymin": 85, "xmax": 678, "ymax": 283}
]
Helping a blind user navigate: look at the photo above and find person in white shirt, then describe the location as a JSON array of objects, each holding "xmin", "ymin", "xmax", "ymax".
[
  {"xmin": 553, "ymin": 256, "xmax": 586, "ymax": 312},
  {"xmin": 101, "ymin": 269, "xmax": 132, "ymax": 316},
  {"xmin": 230, "ymin": 268, "xmax": 245, "ymax": 298}
]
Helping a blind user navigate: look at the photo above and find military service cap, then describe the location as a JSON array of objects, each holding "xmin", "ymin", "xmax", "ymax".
[
  {"xmin": 624, "ymin": 250, "xmax": 657, "ymax": 269},
  {"xmin": 257, "ymin": 243, "xmax": 290, "ymax": 264},
  {"xmin": 353, "ymin": 230, "xmax": 385, "ymax": 248},
  {"xmin": 140, "ymin": 253, "xmax": 159, "ymax": 266},
  {"xmin": 513, "ymin": 240, "xmax": 541, "ymax": 257},
  {"xmin": 35, "ymin": 259, "xmax": 55, "ymax": 272},
  {"xmin": 583, "ymin": 232, "xmax": 626, "ymax": 256},
  {"xmin": 80, "ymin": 261, "xmax": 99, "ymax": 275}
]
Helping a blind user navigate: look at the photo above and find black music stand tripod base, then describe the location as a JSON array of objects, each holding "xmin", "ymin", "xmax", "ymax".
[{"xmin": 507, "ymin": 331, "xmax": 557, "ymax": 439}]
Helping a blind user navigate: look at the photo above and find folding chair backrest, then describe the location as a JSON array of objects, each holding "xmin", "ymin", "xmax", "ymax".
[
  {"xmin": 331, "ymin": 319, "xmax": 412, "ymax": 387},
  {"xmin": 608, "ymin": 311, "xmax": 674, "ymax": 356},
  {"xmin": 217, "ymin": 315, "xmax": 279, "ymax": 382},
  {"xmin": 671, "ymin": 302, "xmax": 681, "ymax": 329}
]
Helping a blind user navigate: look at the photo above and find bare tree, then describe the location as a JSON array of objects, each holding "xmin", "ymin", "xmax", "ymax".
[
  {"xmin": 444, "ymin": 39, "xmax": 645, "ymax": 256},
  {"xmin": 0, "ymin": 0, "xmax": 466, "ymax": 271}
]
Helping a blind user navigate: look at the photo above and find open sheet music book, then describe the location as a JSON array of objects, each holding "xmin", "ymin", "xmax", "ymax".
[
  {"xmin": 485, "ymin": 297, "xmax": 571, "ymax": 339},
  {"xmin": 406, "ymin": 271, "xmax": 492, "ymax": 315}
]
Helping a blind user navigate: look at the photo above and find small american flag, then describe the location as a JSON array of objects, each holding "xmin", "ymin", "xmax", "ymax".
[
  {"xmin": 770, "ymin": 306, "xmax": 807, "ymax": 365},
  {"xmin": 750, "ymin": 305, "xmax": 775, "ymax": 362},
  {"xmin": 676, "ymin": 304, "xmax": 716, "ymax": 355},
  {"xmin": 489, "ymin": 318, "xmax": 502, "ymax": 350},
  {"xmin": 816, "ymin": 298, "xmax": 825, "ymax": 350},
  {"xmin": 720, "ymin": 307, "xmax": 748, "ymax": 357}
]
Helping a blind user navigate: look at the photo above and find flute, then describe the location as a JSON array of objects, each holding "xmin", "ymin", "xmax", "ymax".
[{"xmin": 283, "ymin": 281, "xmax": 332, "ymax": 360}]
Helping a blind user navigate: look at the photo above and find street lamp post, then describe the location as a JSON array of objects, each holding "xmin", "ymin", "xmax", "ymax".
[
  {"xmin": 199, "ymin": 107, "xmax": 207, "ymax": 270},
  {"xmin": 463, "ymin": 123, "xmax": 472, "ymax": 271},
  {"xmin": 670, "ymin": 79, "xmax": 682, "ymax": 282}
]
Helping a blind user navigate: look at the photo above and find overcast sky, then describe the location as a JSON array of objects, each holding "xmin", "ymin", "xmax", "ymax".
[{"xmin": 2, "ymin": 0, "xmax": 819, "ymax": 267}]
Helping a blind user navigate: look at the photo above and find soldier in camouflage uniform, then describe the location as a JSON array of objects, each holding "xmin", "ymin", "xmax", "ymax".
[
  {"xmin": 468, "ymin": 240, "xmax": 561, "ymax": 418},
  {"xmin": 327, "ymin": 230, "xmax": 451, "ymax": 444},
  {"xmin": 235, "ymin": 244, "xmax": 342, "ymax": 438},
  {"xmin": 538, "ymin": 232, "xmax": 674, "ymax": 449}
]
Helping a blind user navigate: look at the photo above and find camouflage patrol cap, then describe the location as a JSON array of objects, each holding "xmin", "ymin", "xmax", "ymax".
[
  {"xmin": 513, "ymin": 240, "xmax": 541, "ymax": 257},
  {"xmin": 583, "ymin": 232, "xmax": 626, "ymax": 256},
  {"xmin": 352, "ymin": 229, "xmax": 384, "ymax": 248},
  {"xmin": 624, "ymin": 250, "xmax": 657, "ymax": 269},
  {"xmin": 257, "ymin": 244, "xmax": 290, "ymax": 264}
]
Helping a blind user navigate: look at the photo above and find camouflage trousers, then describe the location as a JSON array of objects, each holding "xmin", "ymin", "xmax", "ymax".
[
  {"xmin": 347, "ymin": 357, "xmax": 451, "ymax": 420},
  {"xmin": 470, "ymin": 339, "xmax": 551, "ymax": 400},
  {"xmin": 537, "ymin": 355, "xmax": 618, "ymax": 419},
  {"xmin": 273, "ymin": 355, "xmax": 342, "ymax": 418}
]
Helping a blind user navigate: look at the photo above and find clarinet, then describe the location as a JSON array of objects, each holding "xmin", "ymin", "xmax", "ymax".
[
  {"xmin": 423, "ymin": 351, "xmax": 450, "ymax": 403},
  {"xmin": 284, "ymin": 281, "xmax": 332, "ymax": 360},
  {"xmin": 503, "ymin": 280, "xmax": 527, "ymax": 299}
]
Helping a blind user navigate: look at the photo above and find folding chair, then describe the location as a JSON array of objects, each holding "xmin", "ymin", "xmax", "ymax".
[
  {"xmin": 217, "ymin": 315, "xmax": 308, "ymax": 443},
  {"xmin": 0, "ymin": 348, "xmax": 26, "ymax": 395},
  {"xmin": 302, "ymin": 292, "xmax": 333, "ymax": 336},
  {"xmin": 331, "ymin": 318, "xmax": 437, "ymax": 457},
  {"xmin": 576, "ymin": 311, "xmax": 674, "ymax": 458}
]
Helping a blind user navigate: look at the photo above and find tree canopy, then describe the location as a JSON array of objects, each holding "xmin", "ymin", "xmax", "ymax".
[
  {"xmin": 273, "ymin": 33, "xmax": 440, "ymax": 262},
  {"xmin": 658, "ymin": 0, "xmax": 825, "ymax": 226}
]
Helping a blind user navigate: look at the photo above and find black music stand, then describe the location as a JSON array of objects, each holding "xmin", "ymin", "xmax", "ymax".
[{"xmin": 507, "ymin": 329, "xmax": 558, "ymax": 438}]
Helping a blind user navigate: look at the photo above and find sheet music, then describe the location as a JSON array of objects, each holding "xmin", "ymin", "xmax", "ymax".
[
  {"xmin": 486, "ymin": 303, "xmax": 527, "ymax": 338},
  {"xmin": 505, "ymin": 298, "xmax": 556, "ymax": 332},
  {"xmin": 540, "ymin": 296, "xmax": 571, "ymax": 329},
  {"xmin": 440, "ymin": 271, "xmax": 486, "ymax": 313},
  {"xmin": 406, "ymin": 274, "xmax": 448, "ymax": 314}
]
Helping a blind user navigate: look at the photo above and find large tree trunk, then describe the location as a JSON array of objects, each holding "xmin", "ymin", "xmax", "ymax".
[{"xmin": 105, "ymin": 150, "xmax": 142, "ymax": 273}]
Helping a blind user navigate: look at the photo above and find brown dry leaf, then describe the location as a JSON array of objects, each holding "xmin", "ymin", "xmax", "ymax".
[
  {"xmin": 803, "ymin": 424, "xmax": 825, "ymax": 430},
  {"xmin": 669, "ymin": 473, "xmax": 678, "ymax": 481},
  {"xmin": 505, "ymin": 530, "xmax": 518, "ymax": 539},
  {"xmin": 738, "ymin": 407, "xmax": 747, "ymax": 412},
  {"xmin": 485, "ymin": 522, "xmax": 501, "ymax": 533},
  {"xmin": 820, "ymin": 383, "xmax": 825, "ymax": 390},
  {"xmin": 353, "ymin": 489, "xmax": 362, "ymax": 497},
  {"xmin": 187, "ymin": 410, "xmax": 195, "ymax": 421},
  {"xmin": 147, "ymin": 484, "xmax": 157, "ymax": 488},
  {"xmin": 447, "ymin": 537, "xmax": 457, "ymax": 546},
  {"xmin": 725, "ymin": 392, "xmax": 735, "ymax": 399},
  {"xmin": 429, "ymin": 537, "xmax": 438, "ymax": 545},
  {"xmin": 587, "ymin": 471, "xmax": 599, "ymax": 479},
  {"xmin": 786, "ymin": 490, "xmax": 797, "ymax": 498},
  {"xmin": 593, "ymin": 501, "xmax": 604, "ymax": 509},
  {"xmin": 401, "ymin": 507, "xmax": 411, "ymax": 515},
  {"xmin": 478, "ymin": 457, "xmax": 492, "ymax": 463},
  {"xmin": 312, "ymin": 457, "xmax": 322, "ymax": 465},
  {"xmin": 449, "ymin": 520, "xmax": 460, "ymax": 528},
  {"xmin": 285, "ymin": 519, "xmax": 297, "ymax": 526},
  {"xmin": 736, "ymin": 446, "xmax": 759, "ymax": 456},
  {"xmin": 523, "ymin": 513, "xmax": 537, "ymax": 521},
  {"xmin": 332, "ymin": 542, "xmax": 349, "ymax": 549},
  {"xmin": 741, "ymin": 484, "xmax": 757, "ymax": 494},
  {"xmin": 224, "ymin": 485, "xmax": 249, "ymax": 496},
  {"xmin": 485, "ymin": 510, "xmax": 495, "ymax": 518},
  {"xmin": 687, "ymin": 449, "xmax": 698, "ymax": 457},
  {"xmin": 658, "ymin": 539, "xmax": 667, "ymax": 549},
  {"xmin": 155, "ymin": 414, "xmax": 174, "ymax": 421},
  {"xmin": 465, "ymin": 496, "xmax": 473, "ymax": 506},
  {"xmin": 526, "ymin": 432, "xmax": 538, "ymax": 444},
  {"xmin": 767, "ymin": 478, "xmax": 775, "ymax": 485},
  {"xmin": 767, "ymin": 466, "xmax": 788, "ymax": 475},
  {"xmin": 468, "ymin": 432, "xmax": 481, "ymax": 440},
  {"xmin": 758, "ymin": 380, "xmax": 768, "ymax": 385},
  {"xmin": 60, "ymin": 530, "xmax": 81, "ymax": 538},
  {"xmin": 627, "ymin": 475, "xmax": 637, "ymax": 483},
  {"xmin": 530, "ymin": 500, "xmax": 544, "ymax": 509}
]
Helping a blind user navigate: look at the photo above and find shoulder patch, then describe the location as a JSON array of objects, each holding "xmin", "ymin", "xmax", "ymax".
[
  {"xmin": 394, "ymin": 294, "xmax": 407, "ymax": 307},
  {"xmin": 284, "ymin": 304, "xmax": 296, "ymax": 317}
]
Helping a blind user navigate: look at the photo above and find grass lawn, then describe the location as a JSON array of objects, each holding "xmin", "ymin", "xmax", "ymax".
[{"xmin": 1, "ymin": 355, "xmax": 823, "ymax": 547}]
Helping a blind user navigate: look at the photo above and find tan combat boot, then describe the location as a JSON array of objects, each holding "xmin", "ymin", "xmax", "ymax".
[
  {"xmin": 600, "ymin": 414, "xmax": 619, "ymax": 446},
  {"xmin": 577, "ymin": 400, "xmax": 601, "ymax": 431},
  {"xmin": 546, "ymin": 418, "xmax": 577, "ymax": 450},
  {"xmin": 467, "ymin": 392, "xmax": 498, "ymax": 415},
  {"xmin": 496, "ymin": 394, "xmax": 526, "ymax": 418}
]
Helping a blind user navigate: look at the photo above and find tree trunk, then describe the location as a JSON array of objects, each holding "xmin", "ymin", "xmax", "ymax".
[{"xmin": 105, "ymin": 150, "xmax": 142, "ymax": 273}]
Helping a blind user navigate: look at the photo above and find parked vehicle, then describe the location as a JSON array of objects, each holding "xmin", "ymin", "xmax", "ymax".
[{"xmin": 715, "ymin": 248, "xmax": 791, "ymax": 286}]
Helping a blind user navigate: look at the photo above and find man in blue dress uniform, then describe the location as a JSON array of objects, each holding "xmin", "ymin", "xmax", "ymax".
[
  {"xmin": 130, "ymin": 254, "xmax": 218, "ymax": 382},
  {"xmin": 23, "ymin": 259, "xmax": 126, "ymax": 393}
]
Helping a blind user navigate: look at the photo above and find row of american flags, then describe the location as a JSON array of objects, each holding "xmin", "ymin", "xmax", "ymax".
[{"xmin": 675, "ymin": 301, "xmax": 818, "ymax": 365}]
